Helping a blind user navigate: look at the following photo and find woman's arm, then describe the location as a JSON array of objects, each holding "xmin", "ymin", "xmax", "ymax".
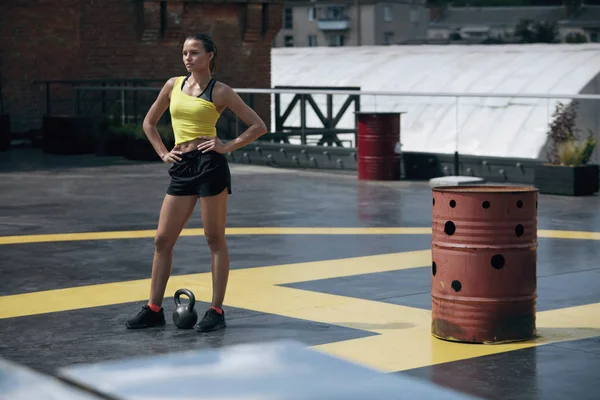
[
  {"xmin": 143, "ymin": 77, "xmax": 182, "ymax": 162},
  {"xmin": 197, "ymin": 84, "xmax": 267, "ymax": 154},
  {"xmin": 221, "ymin": 85, "xmax": 268, "ymax": 152}
]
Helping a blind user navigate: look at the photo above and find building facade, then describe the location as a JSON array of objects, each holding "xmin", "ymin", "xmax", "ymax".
[
  {"xmin": 427, "ymin": 5, "xmax": 600, "ymax": 44},
  {"xmin": 558, "ymin": 5, "xmax": 600, "ymax": 43},
  {"xmin": 427, "ymin": 6, "xmax": 566, "ymax": 42},
  {"xmin": 0, "ymin": 0, "xmax": 283, "ymax": 134},
  {"xmin": 273, "ymin": 0, "xmax": 428, "ymax": 47}
]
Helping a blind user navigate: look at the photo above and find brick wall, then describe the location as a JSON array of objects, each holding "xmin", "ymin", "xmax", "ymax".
[
  {"xmin": 0, "ymin": 0, "xmax": 283, "ymax": 134},
  {"xmin": 0, "ymin": 0, "xmax": 81, "ymax": 132}
]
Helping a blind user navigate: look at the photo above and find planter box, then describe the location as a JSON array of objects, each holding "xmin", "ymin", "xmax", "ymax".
[
  {"xmin": 123, "ymin": 137, "xmax": 175, "ymax": 162},
  {"xmin": 534, "ymin": 163, "xmax": 599, "ymax": 196},
  {"xmin": 42, "ymin": 115, "xmax": 98, "ymax": 155},
  {"xmin": 0, "ymin": 114, "xmax": 10, "ymax": 151},
  {"xmin": 95, "ymin": 130, "xmax": 130, "ymax": 157},
  {"xmin": 402, "ymin": 152, "xmax": 443, "ymax": 180}
]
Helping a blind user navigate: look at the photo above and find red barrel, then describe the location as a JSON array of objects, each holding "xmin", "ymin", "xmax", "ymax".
[
  {"xmin": 431, "ymin": 185, "xmax": 538, "ymax": 344},
  {"xmin": 356, "ymin": 112, "xmax": 402, "ymax": 180}
]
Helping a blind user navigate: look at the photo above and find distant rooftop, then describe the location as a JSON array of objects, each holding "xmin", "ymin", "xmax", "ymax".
[
  {"xmin": 559, "ymin": 5, "xmax": 600, "ymax": 27},
  {"xmin": 428, "ymin": 6, "xmax": 566, "ymax": 28}
]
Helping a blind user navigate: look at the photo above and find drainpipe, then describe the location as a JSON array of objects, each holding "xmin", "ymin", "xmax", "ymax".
[{"xmin": 355, "ymin": 0, "xmax": 362, "ymax": 46}]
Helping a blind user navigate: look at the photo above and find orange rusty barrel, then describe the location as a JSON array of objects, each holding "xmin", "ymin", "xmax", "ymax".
[
  {"xmin": 431, "ymin": 185, "xmax": 538, "ymax": 344},
  {"xmin": 356, "ymin": 112, "xmax": 402, "ymax": 181}
]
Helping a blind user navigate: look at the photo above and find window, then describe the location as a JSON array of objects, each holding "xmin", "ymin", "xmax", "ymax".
[
  {"xmin": 328, "ymin": 34, "xmax": 345, "ymax": 46},
  {"xmin": 308, "ymin": 35, "xmax": 317, "ymax": 47},
  {"xmin": 384, "ymin": 5, "xmax": 392, "ymax": 22},
  {"xmin": 384, "ymin": 32, "xmax": 394, "ymax": 45},
  {"xmin": 410, "ymin": 8, "xmax": 419, "ymax": 23},
  {"xmin": 160, "ymin": 1, "xmax": 167, "ymax": 37},
  {"xmin": 284, "ymin": 8, "xmax": 293, "ymax": 29},
  {"xmin": 284, "ymin": 35, "xmax": 294, "ymax": 47},
  {"xmin": 323, "ymin": 6, "xmax": 346, "ymax": 20},
  {"xmin": 308, "ymin": 7, "xmax": 316, "ymax": 21},
  {"xmin": 590, "ymin": 30, "xmax": 599, "ymax": 42}
]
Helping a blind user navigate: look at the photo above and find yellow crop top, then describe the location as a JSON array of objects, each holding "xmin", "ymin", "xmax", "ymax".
[{"xmin": 169, "ymin": 76, "xmax": 221, "ymax": 145}]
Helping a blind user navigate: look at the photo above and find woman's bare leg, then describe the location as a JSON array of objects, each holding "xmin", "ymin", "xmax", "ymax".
[
  {"xmin": 149, "ymin": 194, "xmax": 198, "ymax": 306},
  {"xmin": 201, "ymin": 188, "xmax": 229, "ymax": 308},
  {"xmin": 194, "ymin": 188, "xmax": 229, "ymax": 332},
  {"xmin": 126, "ymin": 193, "xmax": 197, "ymax": 329}
]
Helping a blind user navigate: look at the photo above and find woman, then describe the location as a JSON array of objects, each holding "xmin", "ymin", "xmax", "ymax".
[{"xmin": 125, "ymin": 33, "xmax": 267, "ymax": 332}]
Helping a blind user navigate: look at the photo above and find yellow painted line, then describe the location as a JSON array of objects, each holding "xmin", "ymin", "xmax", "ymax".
[
  {"xmin": 0, "ymin": 249, "xmax": 598, "ymax": 373},
  {"xmin": 5, "ymin": 265, "xmax": 594, "ymax": 373},
  {"xmin": 313, "ymin": 302, "xmax": 600, "ymax": 373},
  {"xmin": 236, "ymin": 250, "xmax": 432, "ymax": 285},
  {"xmin": 222, "ymin": 227, "xmax": 433, "ymax": 236},
  {"xmin": 0, "ymin": 227, "xmax": 433, "ymax": 245},
  {"xmin": 261, "ymin": 286, "xmax": 430, "ymax": 333},
  {"xmin": 538, "ymin": 229, "xmax": 600, "ymax": 240},
  {"xmin": 0, "ymin": 230, "xmax": 156, "ymax": 245},
  {"xmin": 0, "ymin": 227, "xmax": 599, "ymax": 245},
  {"xmin": 0, "ymin": 274, "xmax": 208, "ymax": 320},
  {"xmin": 0, "ymin": 250, "xmax": 431, "ymax": 320},
  {"xmin": 313, "ymin": 332, "xmax": 540, "ymax": 373},
  {"xmin": 535, "ymin": 302, "xmax": 600, "ymax": 335}
]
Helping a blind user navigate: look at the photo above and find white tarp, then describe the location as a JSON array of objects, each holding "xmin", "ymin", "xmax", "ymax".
[{"xmin": 270, "ymin": 44, "xmax": 600, "ymax": 159}]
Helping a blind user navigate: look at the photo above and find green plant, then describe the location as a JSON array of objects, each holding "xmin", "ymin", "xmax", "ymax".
[
  {"xmin": 98, "ymin": 103, "xmax": 123, "ymax": 132},
  {"xmin": 565, "ymin": 32, "xmax": 587, "ymax": 43},
  {"xmin": 515, "ymin": 19, "xmax": 558, "ymax": 43},
  {"xmin": 546, "ymin": 100, "xmax": 597, "ymax": 166},
  {"xmin": 557, "ymin": 132, "xmax": 597, "ymax": 166}
]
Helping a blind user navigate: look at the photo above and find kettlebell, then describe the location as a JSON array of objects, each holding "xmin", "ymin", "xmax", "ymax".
[{"xmin": 173, "ymin": 288, "xmax": 198, "ymax": 329}]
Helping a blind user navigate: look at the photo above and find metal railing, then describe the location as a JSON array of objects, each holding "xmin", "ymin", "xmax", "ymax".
[
  {"xmin": 29, "ymin": 82, "xmax": 600, "ymax": 180},
  {"xmin": 35, "ymin": 79, "xmax": 168, "ymax": 116},
  {"xmin": 71, "ymin": 85, "xmax": 600, "ymax": 152},
  {"xmin": 73, "ymin": 84, "xmax": 600, "ymax": 99}
]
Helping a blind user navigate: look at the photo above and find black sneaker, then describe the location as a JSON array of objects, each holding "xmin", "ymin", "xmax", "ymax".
[
  {"xmin": 194, "ymin": 308, "xmax": 226, "ymax": 332},
  {"xmin": 125, "ymin": 305, "xmax": 166, "ymax": 329}
]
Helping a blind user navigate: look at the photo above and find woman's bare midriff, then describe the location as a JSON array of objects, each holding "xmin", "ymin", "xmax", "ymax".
[{"xmin": 173, "ymin": 137, "xmax": 211, "ymax": 153}]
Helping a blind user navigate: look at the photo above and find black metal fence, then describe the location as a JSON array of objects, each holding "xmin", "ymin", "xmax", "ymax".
[{"xmin": 39, "ymin": 80, "xmax": 361, "ymax": 145}]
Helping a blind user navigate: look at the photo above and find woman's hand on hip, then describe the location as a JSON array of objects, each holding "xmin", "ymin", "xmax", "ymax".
[
  {"xmin": 197, "ymin": 136, "xmax": 226, "ymax": 154},
  {"xmin": 161, "ymin": 149, "xmax": 182, "ymax": 163}
]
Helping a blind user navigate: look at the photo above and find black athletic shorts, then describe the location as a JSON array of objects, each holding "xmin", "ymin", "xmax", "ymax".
[{"xmin": 167, "ymin": 150, "xmax": 232, "ymax": 197}]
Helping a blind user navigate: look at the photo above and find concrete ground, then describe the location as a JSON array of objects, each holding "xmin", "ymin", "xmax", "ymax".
[{"xmin": 0, "ymin": 147, "xmax": 599, "ymax": 399}]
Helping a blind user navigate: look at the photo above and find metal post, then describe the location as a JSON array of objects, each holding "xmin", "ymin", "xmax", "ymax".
[
  {"xmin": 454, "ymin": 96, "xmax": 459, "ymax": 176},
  {"xmin": 133, "ymin": 83, "xmax": 138, "ymax": 123},
  {"xmin": 46, "ymin": 82, "xmax": 51, "ymax": 115},
  {"xmin": 355, "ymin": 0, "xmax": 361, "ymax": 46},
  {"xmin": 300, "ymin": 94, "xmax": 306, "ymax": 145},
  {"xmin": 74, "ymin": 87, "xmax": 79, "ymax": 115},
  {"xmin": 0, "ymin": 73, "xmax": 4, "ymax": 114},
  {"xmin": 121, "ymin": 89, "xmax": 125, "ymax": 125}
]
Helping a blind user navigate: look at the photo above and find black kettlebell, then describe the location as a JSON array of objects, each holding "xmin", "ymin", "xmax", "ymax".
[{"xmin": 173, "ymin": 288, "xmax": 198, "ymax": 329}]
